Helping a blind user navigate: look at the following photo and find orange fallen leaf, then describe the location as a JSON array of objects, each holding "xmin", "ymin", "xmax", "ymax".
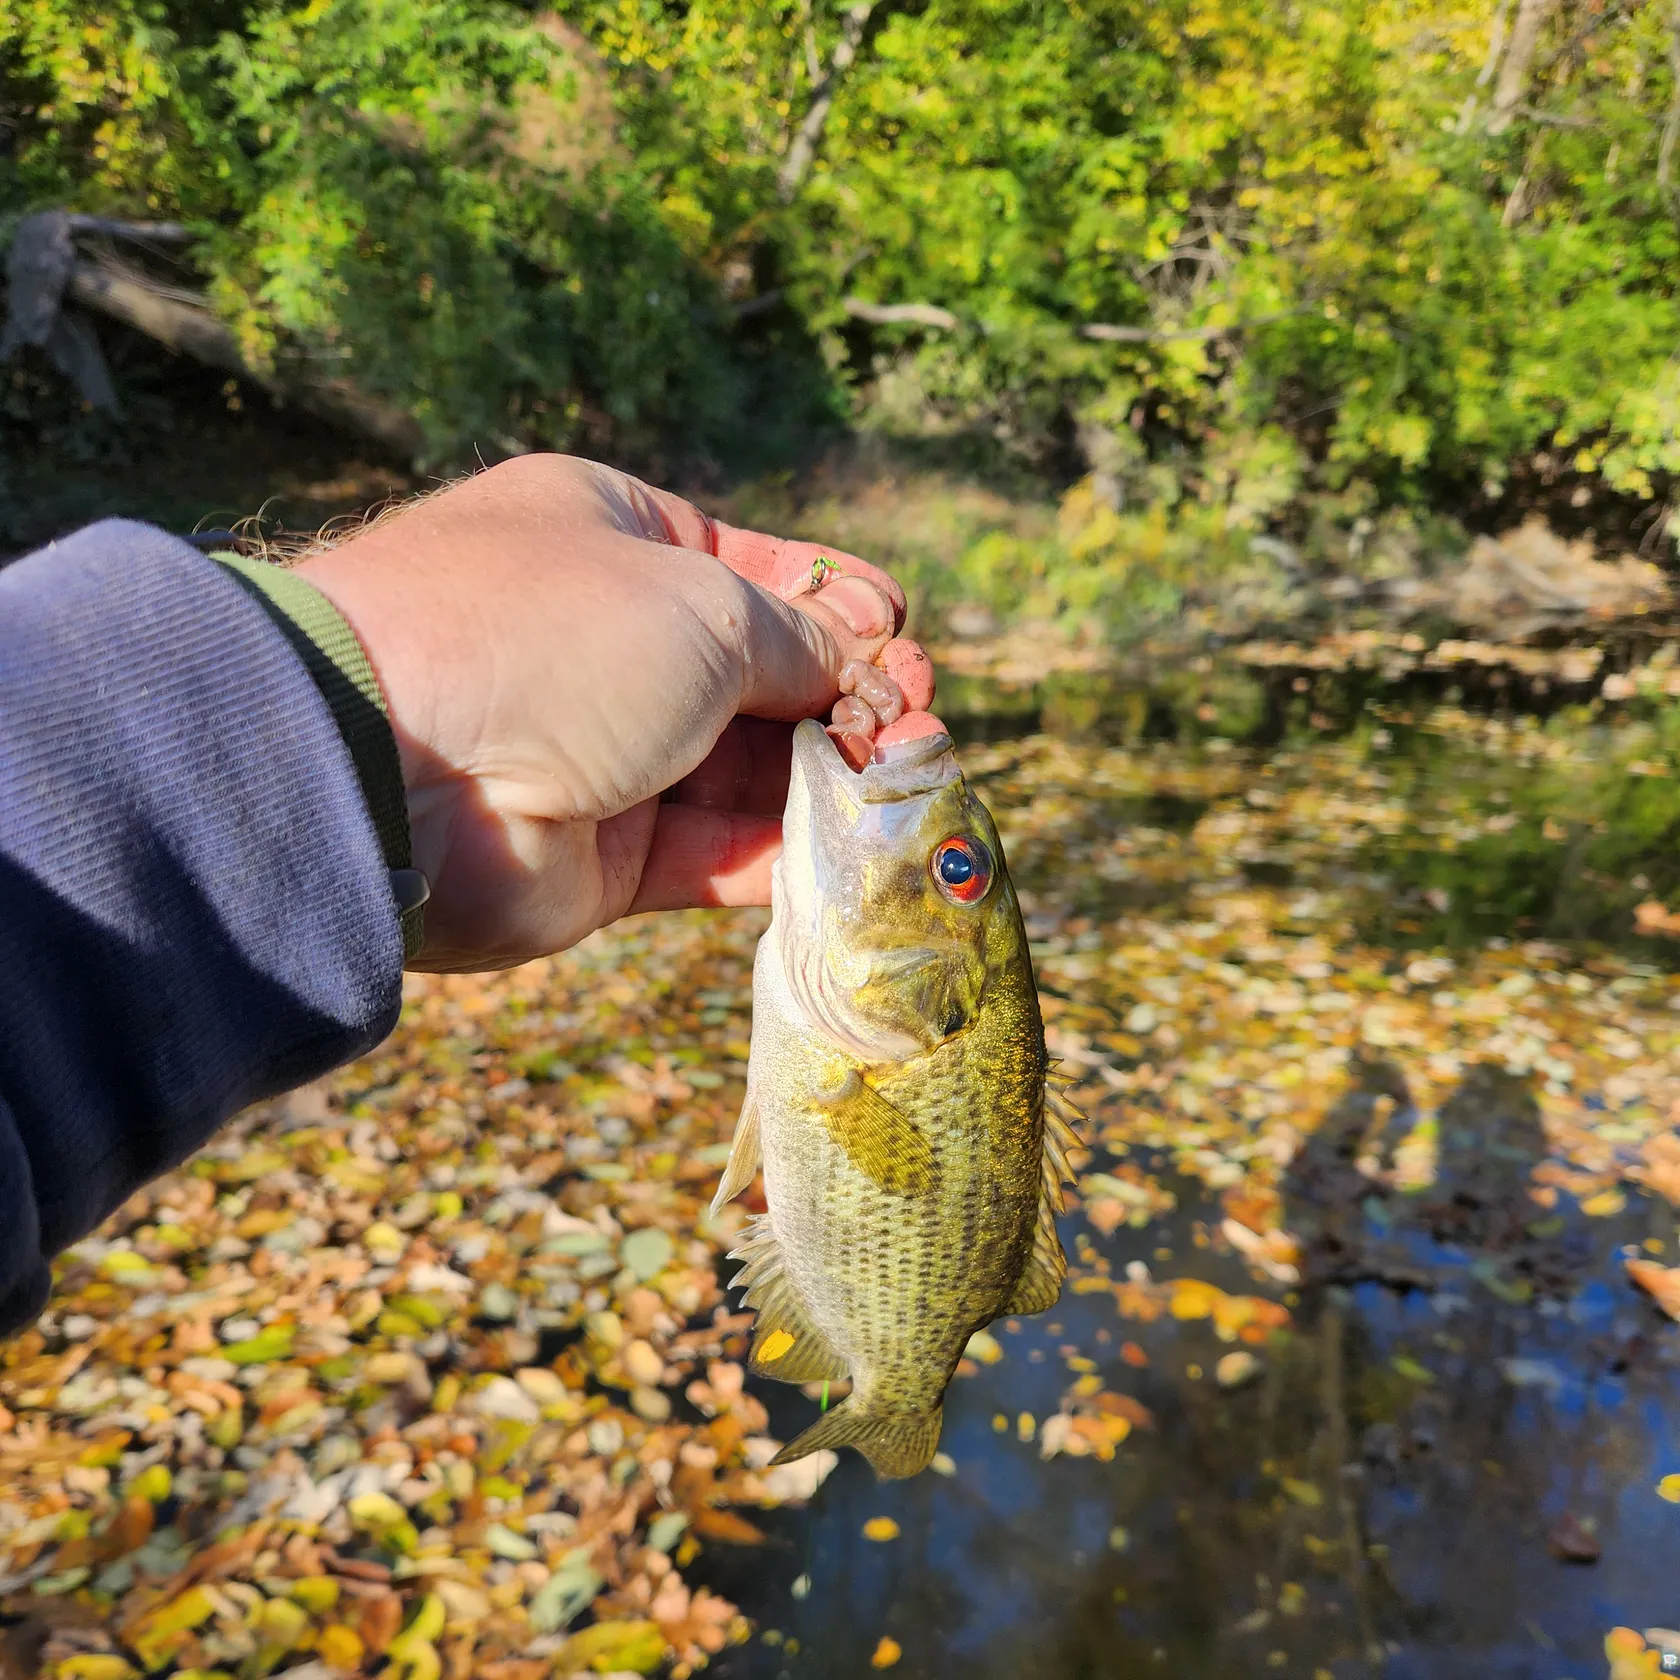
[
  {"xmin": 1093, "ymin": 1391, "xmax": 1155, "ymax": 1430},
  {"xmin": 690, "ymin": 1507, "xmax": 767, "ymax": 1545},
  {"xmin": 1634, "ymin": 901, "xmax": 1680, "ymax": 938},
  {"xmin": 1626, "ymin": 1259, "xmax": 1680, "ymax": 1322}
]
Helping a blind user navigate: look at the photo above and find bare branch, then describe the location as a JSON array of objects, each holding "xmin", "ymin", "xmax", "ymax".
[
  {"xmin": 1501, "ymin": 131, "xmax": 1544, "ymax": 227},
  {"xmin": 65, "ymin": 217, "xmax": 196, "ymax": 246},
  {"xmin": 778, "ymin": 1, "xmax": 877, "ymax": 200},
  {"xmin": 731, "ymin": 287, "xmax": 785, "ymax": 321},
  {"xmin": 1508, "ymin": 103, "xmax": 1590, "ymax": 127},
  {"xmin": 836, "ymin": 293, "xmax": 1307, "ymax": 342},
  {"xmin": 1456, "ymin": 0, "xmax": 1512, "ymax": 133},
  {"xmin": 1080, "ymin": 308, "xmax": 1307, "ymax": 344},
  {"xmin": 1661, "ymin": 0, "xmax": 1680, "ymax": 200},
  {"xmin": 1489, "ymin": 0, "xmax": 1556, "ymax": 133},
  {"xmin": 841, "ymin": 296, "xmax": 959, "ymax": 330}
]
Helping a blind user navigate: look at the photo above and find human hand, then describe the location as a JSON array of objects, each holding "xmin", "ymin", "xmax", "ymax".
[{"xmin": 295, "ymin": 454, "xmax": 940, "ymax": 972}]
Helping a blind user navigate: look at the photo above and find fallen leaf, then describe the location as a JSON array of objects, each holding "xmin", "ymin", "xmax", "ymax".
[
  {"xmin": 1216, "ymin": 1351, "xmax": 1261, "ymax": 1389},
  {"xmin": 1628, "ymin": 1260, "xmax": 1680, "ymax": 1323}
]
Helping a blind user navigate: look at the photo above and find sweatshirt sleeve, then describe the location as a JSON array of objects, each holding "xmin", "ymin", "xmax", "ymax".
[{"xmin": 0, "ymin": 519, "xmax": 405, "ymax": 1336}]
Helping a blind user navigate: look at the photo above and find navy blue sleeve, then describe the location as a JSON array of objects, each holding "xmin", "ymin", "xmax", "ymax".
[{"xmin": 0, "ymin": 520, "xmax": 405, "ymax": 1336}]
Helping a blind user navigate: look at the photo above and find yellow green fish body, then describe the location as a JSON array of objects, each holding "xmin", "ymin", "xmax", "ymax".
[{"xmin": 709, "ymin": 722, "xmax": 1077, "ymax": 1477}]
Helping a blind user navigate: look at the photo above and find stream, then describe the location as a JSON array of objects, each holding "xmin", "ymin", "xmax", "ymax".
[
  {"xmin": 4, "ymin": 657, "xmax": 1680, "ymax": 1680},
  {"xmin": 691, "ymin": 664, "xmax": 1680, "ymax": 1680}
]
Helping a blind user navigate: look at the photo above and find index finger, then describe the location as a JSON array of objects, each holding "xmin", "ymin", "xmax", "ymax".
[{"xmin": 589, "ymin": 464, "xmax": 907, "ymax": 630}]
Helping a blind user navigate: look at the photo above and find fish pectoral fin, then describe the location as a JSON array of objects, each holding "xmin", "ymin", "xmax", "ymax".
[
  {"xmin": 708, "ymin": 1090, "xmax": 762, "ymax": 1215},
  {"xmin": 728, "ymin": 1215, "xmax": 849, "ymax": 1383},
  {"xmin": 771, "ymin": 1398, "xmax": 942, "ymax": 1480},
  {"xmin": 814, "ymin": 1071, "xmax": 935, "ymax": 1197},
  {"xmin": 1004, "ymin": 1196, "xmax": 1067, "ymax": 1316}
]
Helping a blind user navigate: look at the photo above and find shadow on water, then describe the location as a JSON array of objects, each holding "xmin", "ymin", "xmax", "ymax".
[{"xmin": 685, "ymin": 657, "xmax": 1680, "ymax": 1680}]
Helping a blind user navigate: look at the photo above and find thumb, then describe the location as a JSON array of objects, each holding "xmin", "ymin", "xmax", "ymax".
[{"xmin": 688, "ymin": 560, "xmax": 899, "ymax": 722}]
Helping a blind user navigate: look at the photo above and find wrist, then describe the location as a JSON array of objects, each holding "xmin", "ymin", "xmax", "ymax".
[{"xmin": 211, "ymin": 551, "xmax": 428, "ymax": 961}]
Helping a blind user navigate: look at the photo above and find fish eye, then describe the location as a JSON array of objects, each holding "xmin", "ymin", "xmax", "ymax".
[{"xmin": 931, "ymin": 835, "xmax": 993, "ymax": 905}]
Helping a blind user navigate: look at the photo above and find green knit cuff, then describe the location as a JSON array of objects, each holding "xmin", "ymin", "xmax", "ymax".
[{"xmin": 211, "ymin": 552, "xmax": 426, "ymax": 963}]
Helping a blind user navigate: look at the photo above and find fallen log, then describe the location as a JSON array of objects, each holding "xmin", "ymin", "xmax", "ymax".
[
  {"xmin": 65, "ymin": 261, "xmax": 425, "ymax": 458},
  {"xmin": 2, "ymin": 210, "xmax": 424, "ymax": 460}
]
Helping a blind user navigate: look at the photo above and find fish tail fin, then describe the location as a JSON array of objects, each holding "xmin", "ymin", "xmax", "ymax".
[{"xmin": 770, "ymin": 1397, "xmax": 943, "ymax": 1480}]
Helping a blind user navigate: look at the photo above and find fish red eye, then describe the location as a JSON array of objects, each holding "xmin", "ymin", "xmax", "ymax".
[{"xmin": 931, "ymin": 835, "xmax": 993, "ymax": 904}]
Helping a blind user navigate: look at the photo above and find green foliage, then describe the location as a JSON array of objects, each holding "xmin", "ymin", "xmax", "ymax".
[
  {"xmin": 2, "ymin": 0, "xmax": 819, "ymax": 464},
  {"xmin": 6, "ymin": 0, "xmax": 1680, "ymax": 553}
]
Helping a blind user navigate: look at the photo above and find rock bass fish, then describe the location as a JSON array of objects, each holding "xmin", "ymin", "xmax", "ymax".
[{"xmin": 709, "ymin": 720, "xmax": 1079, "ymax": 1478}]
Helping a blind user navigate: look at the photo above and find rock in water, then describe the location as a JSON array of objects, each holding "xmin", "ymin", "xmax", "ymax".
[{"xmin": 710, "ymin": 721, "xmax": 1078, "ymax": 1477}]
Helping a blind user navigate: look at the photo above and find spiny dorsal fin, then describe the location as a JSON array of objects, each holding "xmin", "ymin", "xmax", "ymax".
[
  {"xmin": 708, "ymin": 1091, "xmax": 762, "ymax": 1215},
  {"xmin": 726, "ymin": 1214, "xmax": 849, "ymax": 1383},
  {"xmin": 771, "ymin": 1397, "xmax": 942, "ymax": 1479},
  {"xmin": 1042, "ymin": 1082, "xmax": 1084, "ymax": 1213},
  {"xmin": 815, "ymin": 1070, "xmax": 935, "ymax": 1197}
]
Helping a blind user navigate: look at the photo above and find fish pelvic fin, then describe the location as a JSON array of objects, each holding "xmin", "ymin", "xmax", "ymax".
[
  {"xmin": 814, "ymin": 1070, "xmax": 935, "ymax": 1197},
  {"xmin": 1002, "ymin": 1079, "xmax": 1085, "ymax": 1318},
  {"xmin": 728, "ymin": 1215, "xmax": 849, "ymax": 1383},
  {"xmin": 770, "ymin": 1398, "xmax": 942, "ymax": 1480},
  {"xmin": 708, "ymin": 1091, "xmax": 762, "ymax": 1215}
]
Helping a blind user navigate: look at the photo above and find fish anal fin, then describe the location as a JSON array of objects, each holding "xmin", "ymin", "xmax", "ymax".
[
  {"xmin": 708, "ymin": 1091, "xmax": 762, "ymax": 1215},
  {"xmin": 815, "ymin": 1071, "xmax": 934, "ymax": 1197},
  {"xmin": 726, "ymin": 1215, "xmax": 849, "ymax": 1383},
  {"xmin": 771, "ymin": 1398, "xmax": 942, "ymax": 1479}
]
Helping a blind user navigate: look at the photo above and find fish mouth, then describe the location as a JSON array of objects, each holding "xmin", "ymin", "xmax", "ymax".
[
  {"xmin": 773, "ymin": 719, "xmax": 965, "ymax": 1063},
  {"xmin": 791, "ymin": 718, "xmax": 959, "ymax": 803}
]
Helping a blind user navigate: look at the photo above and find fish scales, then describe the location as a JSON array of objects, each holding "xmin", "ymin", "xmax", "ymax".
[{"xmin": 711, "ymin": 720, "xmax": 1077, "ymax": 1478}]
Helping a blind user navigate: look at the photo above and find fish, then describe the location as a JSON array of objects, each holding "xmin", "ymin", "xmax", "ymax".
[{"xmin": 708, "ymin": 718, "xmax": 1079, "ymax": 1478}]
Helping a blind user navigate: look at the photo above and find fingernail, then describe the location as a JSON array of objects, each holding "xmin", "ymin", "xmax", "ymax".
[{"xmin": 820, "ymin": 576, "xmax": 892, "ymax": 638}]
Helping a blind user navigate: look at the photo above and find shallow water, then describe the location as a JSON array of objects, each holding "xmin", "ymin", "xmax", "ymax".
[
  {"xmin": 690, "ymin": 679, "xmax": 1680, "ymax": 1680},
  {"xmin": 5, "ymin": 666, "xmax": 1679, "ymax": 1680}
]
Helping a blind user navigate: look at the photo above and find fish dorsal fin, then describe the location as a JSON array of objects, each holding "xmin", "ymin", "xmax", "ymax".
[
  {"xmin": 815, "ymin": 1070, "xmax": 935, "ymax": 1197},
  {"xmin": 727, "ymin": 1215, "xmax": 849, "ymax": 1382},
  {"xmin": 1003, "ymin": 1079, "xmax": 1086, "ymax": 1317},
  {"xmin": 1043, "ymin": 1082, "xmax": 1083, "ymax": 1212},
  {"xmin": 708, "ymin": 1090, "xmax": 762, "ymax": 1216}
]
